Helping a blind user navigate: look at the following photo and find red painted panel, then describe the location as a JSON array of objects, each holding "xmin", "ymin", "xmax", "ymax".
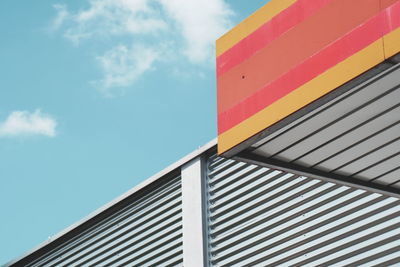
[
  {"xmin": 384, "ymin": 0, "xmax": 400, "ymax": 31},
  {"xmin": 217, "ymin": 0, "xmax": 381, "ymax": 116},
  {"xmin": 216, "ymin": 0, "xmax": 333, "ymax": 77},
  {"xmin": 218, "ymin": 11, "xmax": 388, "ymax": 134},
  {"xmin": 381, "ymin": 0, "xmax": 400, "ymax": 9}
]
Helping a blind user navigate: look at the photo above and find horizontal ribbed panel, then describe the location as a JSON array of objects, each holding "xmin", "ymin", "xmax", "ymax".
[
  {"xmin": 250, "ymin": 63, "xmax": 400, "ymax": 191},
  {"xmin": 206, "ymin": 155, "xmax": 400, "ymax": 267},
  {"xmin": 29, "ymin": 176, "xmax": 183, "ymax": 267}
]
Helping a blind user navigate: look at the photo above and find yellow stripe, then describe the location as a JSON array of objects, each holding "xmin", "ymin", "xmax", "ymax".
[
  {"xmin": 216, "ymin": 0, "xmax": 297, "ymax": 57},
  {"xmin": 218, "ymin": 39, "xmax": 385, "ymax": 155},
  {"xmin": 384, "ymin": 26, "xmax": 400, "ymax": 58}
]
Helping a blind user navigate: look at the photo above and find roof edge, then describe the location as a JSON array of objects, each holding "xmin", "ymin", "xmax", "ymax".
[{"xmin": 3, "ymin": 138, "xmax": 217, "ymax": 267}]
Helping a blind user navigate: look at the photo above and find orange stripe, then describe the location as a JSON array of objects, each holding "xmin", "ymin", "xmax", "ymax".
[
  {"xmin": 216, "ymin": 0, "xmax": 296, "ymax": 57},
  {"xmin": 217, "ymin": 0, "xmax": 381, "ymax": 115},
  {"xmin": 381, "ymin": 0, "xmax": 400, "ymax": 8},
  {"xmin": 218, "ymin": 7, "xmax": 389, "ymax": 134},
  {"xmin": 384, "ymin": 27, "xmax": 400, "ymax": 58},
  {"xmin": 218, "ymin": 39, "xmax": 385, "ymax": 154},
  {"xmin": 383, "ymin": 0, "xmax": 400, "ymax": 57},
  {"xmin": 216, "ymin": 0, "xmax": 334, "ymax": 77}
]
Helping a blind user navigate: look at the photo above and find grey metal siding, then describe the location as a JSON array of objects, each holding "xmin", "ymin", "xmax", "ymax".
[
  {"xmin": 248, "ymin": 62, "xmax": 400, "ymax": 192},
  {"xmin": 206, "ymin": 155, "xmax": 400, "ymax": 266},
  {"xmin": 27, "ymin": 175, "xmax": 183, "ymax": 267}
]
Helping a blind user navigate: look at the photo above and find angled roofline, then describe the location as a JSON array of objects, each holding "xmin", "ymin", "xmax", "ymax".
[{"xmin": 4, "ymin": 138, "xmax": 217, "ymax": 267}]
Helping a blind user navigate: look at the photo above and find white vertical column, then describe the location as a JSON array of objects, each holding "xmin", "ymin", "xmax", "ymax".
[{"xmin": 181, "ymin": 156, "xmax": 207, "ymax": 267}]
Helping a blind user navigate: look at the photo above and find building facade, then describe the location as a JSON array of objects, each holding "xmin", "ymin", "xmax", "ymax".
[
  {"xmin": 6, "ymin": 0, "xmax": 400, "ymax": 265},
  {"xmin": 6, "ymin": 140, "xmax": 400, "ymax": 266}
]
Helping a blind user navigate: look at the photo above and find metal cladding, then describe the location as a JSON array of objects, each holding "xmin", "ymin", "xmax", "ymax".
[
  {"xmin": 5, "ymin": 142, "xmax": 400, "ymax": 266},
  {"xmin": 206, "ymin": 155, "xmax": 400, "ymax": 266},
  {"xmin": 217, "ymin": 0, "xmax": 400, "ymax": 154},
  {"xmin": 7, "ymin": 175, "xmax": 184, "ymax": 267}
]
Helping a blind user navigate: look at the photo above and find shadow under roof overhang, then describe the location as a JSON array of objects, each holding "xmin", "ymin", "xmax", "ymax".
[{"xmin": 223, "ymin": 55, "xmax": 400, "ymax": 197}]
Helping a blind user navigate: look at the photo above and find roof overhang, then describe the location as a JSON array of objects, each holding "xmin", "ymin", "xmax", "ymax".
[{"xmin": 216, "ymin": 0, "xmax": 400, "ymax": 195}]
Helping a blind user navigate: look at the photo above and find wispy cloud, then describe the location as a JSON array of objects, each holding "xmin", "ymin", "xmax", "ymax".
[
  {"xmin": 0, "ymin": 110, "xmax": 57, "ymax": 138},
  {"xmin": 92, "ymin": 44, "xmax": 159, "ymax": 97},
  {"xmin": 56, "ymin": 0, "xmax": 168, "ymax": 45},
  {"xmin": 51, "ymin": 4, "xmax": 69, "ymax": 31},
  {"xmin": 52, "ymin": 0, "xmax": 234, "ymax": 96}
]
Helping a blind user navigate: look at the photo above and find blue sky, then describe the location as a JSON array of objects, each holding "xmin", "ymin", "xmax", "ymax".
[{"xmin": 0, "ymin": 0, "xmax": 268, "ymax": 264}]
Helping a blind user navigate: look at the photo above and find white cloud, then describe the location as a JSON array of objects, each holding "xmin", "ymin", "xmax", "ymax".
[
  {"xmin": 93, "ymin": 44, "xmax": 159, "ymax": 97},
  {"xmin": 59, "ymin": 0, "xmax": 168, "ymax": 45},
  {"xmin": 0, "ymin": 110, "xmax": 57, "ymax": 138},
  {"xmin": 159, "ymin": 0, "xmax": 233, "ymax": 63},
  {"xmin": 52, "ymin": 0, "xmax": 234, "ymax": 95},
  {"xmin": 52, "ymin": 4, "xmax": 69, "ymax": 31}
]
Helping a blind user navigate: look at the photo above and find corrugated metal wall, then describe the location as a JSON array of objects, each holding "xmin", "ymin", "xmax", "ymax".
[
  {"xmin": 206, "ymin": 155, "xmax": 400, "ymax": 267},
  {"xmin": 27, "ymin": 175, "xmax": 183, "ymax": 267},
  {"xmin": 247, "ymin": 64, "xmax": 400, "ymax": 192}
]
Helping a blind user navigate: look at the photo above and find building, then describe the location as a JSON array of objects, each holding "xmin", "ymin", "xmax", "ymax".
[
  {"xmin": 5, "ymin": 140, "xmax": 400, "ymax": 266},
  {"xmin": 216, "ymin": 0, "xmax": 400, "ymax": 197},
  {"xmin": 5, "ymin": 0, "xmax": 400, "ymax": 266}
]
